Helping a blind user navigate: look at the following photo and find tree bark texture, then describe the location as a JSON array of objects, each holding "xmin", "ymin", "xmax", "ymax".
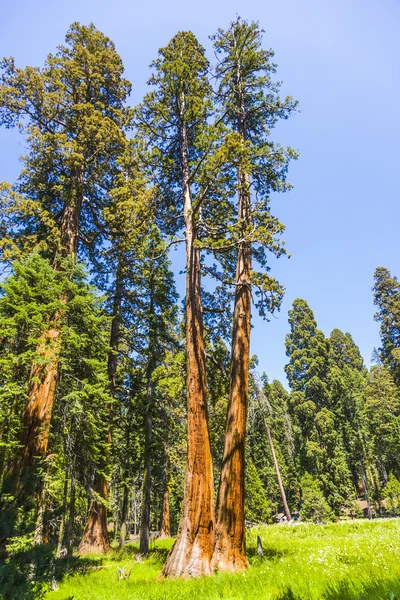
[
  {"xmin": 212, "ymin": 170, "xmax": 251, "ymax": 572},
  {"xmin": 159, "ymin": 488, "xmax": 171, "ymax": 539},
  {"xmin": 78, "ymin": 471, "xmax": 111, "ymax": 554},
  {"xmin": 162, "ymin": 116, "xmax": 214, "ymax": 578}
]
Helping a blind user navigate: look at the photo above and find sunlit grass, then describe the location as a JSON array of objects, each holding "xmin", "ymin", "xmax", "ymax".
[{"xmin": 45, "ymin": 519, "xmax": 400, "ymax": 600}]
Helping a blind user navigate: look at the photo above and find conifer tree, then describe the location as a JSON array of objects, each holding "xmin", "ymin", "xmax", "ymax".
[
  {"xmin": 0, "ymin": 23, "xmax": 130, "ymax": 511},
  {"xmin": 0, "ymin": 255, "xmax": 111, "ymax": 548},
  {"xmin": 373, "ymin": 267, "xmax": 400, "ymax": 384},
  {"xmin": 78, "ymin": 142, "xmax": 152, "ymax": 554},
  {"xmin": 210, "ymin": 17, "xmax": 297, "ymax": 572},
  {"xmin": 364, "ymin": 366, "xmax": 400, "ymax": 482},
  {"xmin": 285, "ymin": 299, "xmax": 353, "ymax": 514},
  {"xmin": 138, "ymin": 31, "xmax": 229, "ymax": 577}
]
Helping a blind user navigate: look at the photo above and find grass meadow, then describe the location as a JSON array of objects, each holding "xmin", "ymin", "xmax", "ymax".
[{"xmin": 7, "ymin": 519, "xmax": 400, "ymax": 600}]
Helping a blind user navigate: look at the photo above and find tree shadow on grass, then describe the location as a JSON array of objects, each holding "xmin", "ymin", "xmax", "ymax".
[
  {"xmin": 266, "ymin": 579, "xmax": 400, "ymax": 600},
  {"xmin": 322, "ymin": 578, "xmax": 400, "ymax": 600},
  {"xmin": 109, "ymin": 542, "xmax": 170, "ymax": 565},
  {"xmin": 0, "ymin": 543, "xmax": 101, "ymax": 600}
]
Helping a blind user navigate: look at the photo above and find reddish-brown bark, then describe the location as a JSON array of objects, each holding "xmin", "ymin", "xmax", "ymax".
[
  {"xmin": 78, "ymin": 471, "xmax": 111, "ymax": 554},
  {"xmin": 9, "ymin": 185, "xmax": 83, "ymax": 504},
  {"xmin": 162, "ymin": 114, "xmax": 214, "ymax": 578},
  {"xmin": 212, "ymin": 171, "xmax": 251, "ymax": 572},
  {"xmin": 159, "ymin": 487, "xmax": 171, "ymax": 539}
]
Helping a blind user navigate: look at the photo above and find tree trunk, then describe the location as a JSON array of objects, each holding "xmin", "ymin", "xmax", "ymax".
[
  {"xmin": 57, "ymin": 474, "xmax": 69, "ymax": 556},
  {"xmin": 260, "ymin": 405, "xmax": 291, "ymax": 521},
  {"xmin": 212, "ymin": 174, "xmax": 251, "ymax": 572},
  {"xmin": 140, "ymin": 360, "xmax": 154, "ymax": 555},
  {"xmin": 78, "ymin": 471, "xmax": 111, "ymax": 554},
  {"xmin": 6, "ymin": 186, "xmax": 83, "ymax": 509},
  {"xmin": 66, "ymin": 477, "xmax": 76, "ymax": 556},
  {"xmin": 118, "ymin": 484, "xmax": 129, "ymax": 550},
  {"xmin": 162, "ymin": 115, "xmax": 214, "ymax": 578},
  {"xmin": 78, "ymin": 263, "xmax": 122, "ymax": 554},
  {"xmin": 212, "ymin": 52, "xmax": 252, "ymax": 572},
  {"xmin": 159, "ymin": 487, "xmax": 171, "ymax": 539}
]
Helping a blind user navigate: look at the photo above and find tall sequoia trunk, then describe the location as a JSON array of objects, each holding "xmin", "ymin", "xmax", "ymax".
[
  {"xmin": 162, "ymin": 114, "xmax": 214, "ymax": 578},
  {"xmin": 212, "ymin": 62, "xmax": 251, "ymax": 569},
  {"xmin": 259, "ymin": 401, "xmax": 291, "ymax": 521},
  {"xmin": 78, "ymin": 264, "xmax": 122, "ymax": 555},
  {"xmin": 212, "ymin": 172, "xmax": 251, "ymax": 572},
  {"xmin": 20, "ymin": 184, "xmax": 83, "ymax": 472},
  {"xmin": 78, "ymin": 470, "xmax": 111, "ymax": 554}
]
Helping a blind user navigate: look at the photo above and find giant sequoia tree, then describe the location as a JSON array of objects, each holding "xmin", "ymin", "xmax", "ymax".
[
  {"xmin": 0, "ymin": 23, "xmax": 130, "ymax": 512},
  {"xmin": 210, "ymin": 18, "xmax": 297, "ymax": 571},
  {"xmin": 138, "ymin": 31, "xmax": 225, "ymax": 577}
]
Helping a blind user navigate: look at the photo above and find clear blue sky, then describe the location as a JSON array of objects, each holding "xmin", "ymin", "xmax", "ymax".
[{"xmin": 1, "ymin": 0, "xmax": 399, "ymax": 385}]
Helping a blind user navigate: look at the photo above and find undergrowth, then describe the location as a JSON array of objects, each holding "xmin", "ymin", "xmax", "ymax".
[{"xmin": 2, "ymin": 519, "xmax": 400, "ymax": 600}]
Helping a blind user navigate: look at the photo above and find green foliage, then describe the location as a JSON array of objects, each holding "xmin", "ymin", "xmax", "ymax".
[
  {"xmin": 0, "ymin": 22, "xmax": 131, "ymax": 263},
  {"xmin": 364, "ymin": 366, "xmax": 400, "ymax": 479},
  {"xmin": 245, "ymin": 459, "xmax": 271, "ymax": 524},
  {"xmin": 300, "ymin": 473, "xmax": 333, "ymax": 523},
  {"xmin": 0, "ymin": 252, "xmax": 112, "ymax": 543},
  {"xmin": 373, "ymin": 267, "xmax": 400, "ymax": 384},
  {"xmin": 285, "ymin": 299, "xmax": 353, "ymax": 514},
  {"xmin": 0, "ymin": 254, "xmax": 66, "ymax": 480},
  {"xmin": 208, "ymin": 18, "xmax": 298, "ymax": 318},
  {"xmin": 383, "ymin": 473, "xmax": 400, "ymax": 515}
]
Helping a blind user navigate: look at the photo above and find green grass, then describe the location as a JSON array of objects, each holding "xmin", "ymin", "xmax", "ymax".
[{"xmin": 44, "ymin": 520, "xmax": 400, "ymax": 599}]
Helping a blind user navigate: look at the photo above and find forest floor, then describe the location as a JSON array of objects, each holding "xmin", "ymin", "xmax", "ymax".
[{"xmin": 5, "ymin": 519, "xmax": 400, "ymax": 600}]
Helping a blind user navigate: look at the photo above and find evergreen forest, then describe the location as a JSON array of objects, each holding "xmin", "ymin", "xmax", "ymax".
[{"xmin": 0, "ymin": 17, "xmax": 400, "ymax": 600}]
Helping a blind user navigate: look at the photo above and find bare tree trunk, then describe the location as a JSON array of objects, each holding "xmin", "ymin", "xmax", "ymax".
[
  {"xmin": 34, "ymin": 481, "xmax": 50, "ymax": 545},
  {"xmin": 57, "ymin": 474, "xmax": 69, "ymax": 555},
  {"xmin": 78, "ymin": 471, "xmax": 111, "ymax": 554},
  {"xmin": 259, "ymin": 402, "xmax": 291, "ymax": 521},
  {"xmin": 159, "ymin": 487, "xmax": 171, "ymax": 539},
  {"xmin": 212, "ymin": 171, "xmax": 251, "ymax": 572},
  {"xmin": 162, "ymin": 115, "xmax": 214, "ymax": 578},
  {"xmin": 118, "ymin": 484, "xmax": 129, "ymax": 550}
]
